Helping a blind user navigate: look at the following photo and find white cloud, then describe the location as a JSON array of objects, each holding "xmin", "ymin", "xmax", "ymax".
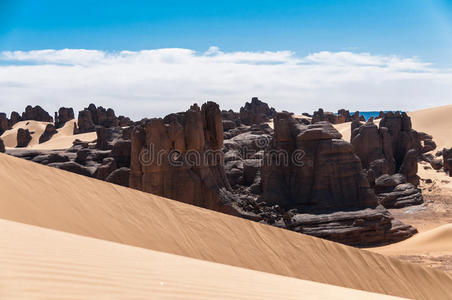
[{"xmin": 0, "ymin": 47, "xmax": 451, "ymax": 120}]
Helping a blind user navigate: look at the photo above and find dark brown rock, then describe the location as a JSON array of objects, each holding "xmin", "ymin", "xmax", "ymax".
[
  {"xmin": 76, "ymin": 110, "xmax": 95, "ymax": 133},
  {"xmin": 22, "ymin": 105, "xmax": 53, "ymax": 122},
  {"xmin": 0, "ymin": 113, "xmax": 9, "ymax": 135},
  {"xmin": 39, "ymin": 124, "xmax": 57, "ymax": 144},
  {"xmin": 106, "ymin": 167, "xmax": 130, "ymax": 187},
  {"xmin": 48, "ymin": 161, "xmax": 93, "ymax": 177},
  {"xmin": 55, "ymin": 107, "xmax": 75, "ymax": 128},
  {"xmin": 239, "ymin": 97, "xmax": 276, "ymax": 125},
  {"xmin": 9, "ymin": 111, "xmax": 21, "ymax": 126},
  {"xmin": 261, "ymin": 113, "xmax": 377, "ymax": 211},
  {"xmin": 0, "ymin": 138, "xmax": 5, "ymax": 153},
  {"xmin": 16, "ymin": 128, "xmax": 32, "ymax": 148}
]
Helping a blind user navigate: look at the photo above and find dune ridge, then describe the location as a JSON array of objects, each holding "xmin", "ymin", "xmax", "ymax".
[
  {"xmin": 0, "ymin": 218, "xmax": 407, "ymax": 300},
  {"xmin": 0, "ymin": 153, "xmax": 451, "ymax": 299}
]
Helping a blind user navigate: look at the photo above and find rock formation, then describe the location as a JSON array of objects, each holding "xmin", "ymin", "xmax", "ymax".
[
  {"xmin": 261, "ymin": 113, "xmax": 377, "ymax": 210},
  {"xmin": 129, "ymin": 101, "xmax": 239, "ymax": 214},
  {"xmin": 9, "ymin": 111, "xmax": 21, "ymax": 127},
  {"xmin": 443, "ymin": 148, "xmax": 452, "ymax": 176},
  {"xmin": 351, "ymin": 112, "xmax": 427, "ymax": 208},
  {"xmin": 39, "ymin": 124, "xmax": 58, "ymax": 144},
  {"xmin": 0, "ymin": 138, "xmax": 5, "ymax": 153},
  {"xmin": 16, "ymin": 128, "xmax": 32, "ymax": 148},
  {"xmin": 22, "ymin": 105, "xmax": 53, "ymax": 122},
  {"xmin": 55, "ymin": 107, "xmax": 75, "ymax": 128},
  {"xmin": 312, "ymin": 109, "xmax": 364, "ymax": 124},
  {"xmin": 0, "ymin": 113, "xmax": 9, "ymax": 135},
  {"xmin": 239, "ymin": 97, "xmax": 276, "ymax": 125},
  {"xmin": 76, "ymin": 104, "xmax": 120, "ymax": 133}
]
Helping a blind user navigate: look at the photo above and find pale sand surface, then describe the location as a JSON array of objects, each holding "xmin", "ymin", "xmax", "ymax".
[
  {"xmin": 0, "ymin": 218, "xmax": 405, "ymax": 300},
  {"xmin": 0, "ymin": 153, "xmax": 451, "ymax": 299},
  {"xmin": 408, "ymin": 104, "xmax": 452, "ymax": 151},
  {"xmin": 1, "ymin": 119, "xmax": 97, "ymax": 150}
]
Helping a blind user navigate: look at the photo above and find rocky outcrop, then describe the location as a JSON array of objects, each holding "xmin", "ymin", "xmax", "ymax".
[
  {"xmin": 106, "ymin": 167, "xmax": 130, "ymax": 187},
  {"xmin": 16, "ymin": 128, "xmax": 32, "ymax": 148},
  {"xmin": 0, "ymin": 138, "xmax": 5, "ymax": 153},
  {"xmin": 443, "ymin": 148, "xmax": 452, "ymax": 176},
  {"xmin": 76, "ymin": 104, "xmax": 121, "ymax": 133},
  {"xmin": 312, "ymin": 109, "xmax": 364, "ymax": 124},
  {"xmin": 261, "ymin": 114, "xmax": 377, "ymax": 210},
  {"xmin": 22, "ymin": 105, "xmax": 53, "ymax": 122},
  {"xmin": 0, "ymin": 113, "xmax": 9, "ymax": 135},
  {"xmin": 374, "ymin": 174, "xmax": 423, "ymax": 208},
  {"xmin": 39, "ymin": 124, "xmax": 58, "ymax": 144},
  {"xmin": 55, "ymin": 107, "xmax": 75, "ymax": 128},
  {"xmin": 239, "ymin": 97, "xmax": 276, "ymax": 125},
  {"xmin": 351, "ymin": 112, "xmax": 427, "ymax": 207},
  {"xmin": 129, "ymin": 102, "xmax": 239, "ymax": 214},
  {"xmin": 9, "ymin": 111, "xmax": 21, "ymax": 126}
]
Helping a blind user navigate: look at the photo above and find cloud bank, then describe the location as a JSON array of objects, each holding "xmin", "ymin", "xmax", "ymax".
[{"xmin": 0, "ymin": 47, "xmax": 451, "ymax": 119}]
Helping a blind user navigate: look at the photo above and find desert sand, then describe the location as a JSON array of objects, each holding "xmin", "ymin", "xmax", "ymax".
[
  {"xmin": 0, "ymin": 153, "xmax": 451, "ymax": 299},
  {"xmin": 0, "ymin": 218, "xmax": 407, "ymax": 300},
  {"xmin": 1, "ymin": 119, "xmax": 97, "ymax": 150}
]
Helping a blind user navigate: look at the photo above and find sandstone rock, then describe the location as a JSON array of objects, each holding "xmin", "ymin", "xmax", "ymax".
[
  {"xmin": 16, "ymin": 128, "xmax": 32, "ymax": 148},
  {"xmin": 0, "ymin": 138, "xmax": 5, "ymax": 153},
  {"xmin": 0, "ymin": 113, "xmax": 9, "ymax": 135},
  {"xmin": 55, "ymin": 107, "xmax": 75, "ymax": 128},
  {"xmin": 39, "ymin": 124, "xmax": 57, "ymax": 144},
  {"xmin": 94, "ymin": 158, "xmax": 117, "ymax": 181},
  {"xmin": 106, "ymin": 167, "xmax": 130, "ymax": 187},
  {"xmin": 48, "ymin": 161, "xmax": 93, "ymax": 177},
  {"xmin": 76, "ymin": 110, "xmax": 95, "ymax": 133},
  {"xmin": 9, "ymin": 111, "xmax": 21, "ymax": 126},
  {"xmin": 129, "ymin": 101, "xmax": 238, "ymax": 214},
  {"xmin": 430, "ymin": 158, "xmax": 443, "ymax": 170},
  {"xmin": 22, "ymin": 105, "xmax": 53, "ymax": 122},
  {"xmin": 239, "ymin": 97, "xmax": 276, "ymax": 125},
  {"xmin": 95, "ymin": 127, "xmax": 110, "ymax": 150},
  {"xmin": 442, "ymin": 148, "xmax": 452, "ymax": 176},
  {"xmin": 111, "ymin": 139, "xmax": 131, "ymax": 168},
  {"xmin": 261, "ymin": 113, "xmax": 378, "ymax": 210}
]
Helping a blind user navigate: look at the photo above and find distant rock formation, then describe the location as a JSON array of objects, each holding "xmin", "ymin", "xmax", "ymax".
[
  {"xmin": 351, "ymin": 112, "xmax": 428, "ymax": 208},
  {"xmin": 16, "ymin": 128, "xmax": 32, "ymax": 148},
  {"xmin": 55, "ymin": 107, "xmax": 75, "ymax": 128},
  {"xmin": 261, "ymin": 113, "xmax": 377, "ymax": 210},
  {"xmin": 129, "ymin": 101, "xmax": 239, "ymax": 214},
  {"xmin": 39, "ymin": 124, "xmax": 58, "ymax": 144},
  {"xmin": 22, "ymin": 105, "xmax": 53, "ymax": 122},
  {"xmin": 239, "ymin": 97, "xmax": 276, "ymax": 125},
  {"xmin": 312, "ymin": 108, "xmax": 364, "ymax": 124},
  {"xmin": 76, "ymin": 104, "xmax": 120, "ymax": 133},
  {"xmin": 0, "ymin": 113, "xmax": 9, "ymax": 135}
]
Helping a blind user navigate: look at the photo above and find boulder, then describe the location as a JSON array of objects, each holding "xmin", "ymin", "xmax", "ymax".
[
  {"xmin": 76, "ymin": 110, "xmax": 95, "ymax": 133},
  {"xmin": 16, "ymin": 128, "xmax": 32, "ymax": 148},
  {"xmin": 443, "ymin": 148, "xmax": 452, "ymax": 176},
  {"xmin": 0, "ymin": 138, "xmax": 5, "ymax": 153},
  {"xmin": 106, "ymin": 167, "xmax": 130, "ymax": 187},
  {"xmin": 48, "ymin": 161, "xmax": 93, "ymax": 177}
]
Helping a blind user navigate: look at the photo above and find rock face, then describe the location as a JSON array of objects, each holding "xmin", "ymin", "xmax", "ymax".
[
  {"xmin": 76, "ymin": 104, "xmax": 120, "ymax": 133},
  {"xmin": 22, "ymin": 105, "xmax": 53, "ymax": 122},
  {"xmin": 16, "ymin": 128, "xmax": 32, "ymax": 148},
  {"xmin": 55, "ymin": 107, "xmax": 75, "ymax": 128},
  {"xmin": 39, "ymin": 124, "xmax": 58, "ymax": 144},
  {"xmin": 312, "ymin": 109, "xmax": 364, "ymax": 124},
  {"xmin": 129, "ymin": 102, "xmax": 238, "ymax": 214},
  {"xmin": 443, "ymin": 148, "xmax": 452, "ymax": 176},
  {"xmin": 0, "ymin": 138, "xmax": 5, "ymax": 153},
  {"xmin": 239, "ymin": 97, "xmax": 276, "ymax": 125},
  {"xmin": 351, "ymin": 112, "xmax": 427, "ymax": 208},
  {"xmin": 0, "ymin": 113, "xmax": 9, "ymax": 135},
  {"xmin": 261, "ymin": 113, "xmax": 377, "ymax": 210},
  {"xmin": 9, "ymin": 111, "xmax": 21, "ymax": 126}
]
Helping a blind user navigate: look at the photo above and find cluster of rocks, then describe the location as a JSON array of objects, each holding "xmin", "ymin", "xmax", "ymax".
[
  {"xmin": 1, "ymin": 105, "xmax": 53, "ymax": 135},
  {"xmin": 350, "ymin": 112, "xmax": 431, "ymax": 208},
  {"xmin": 312, "ymin": 108, "xmax": 365, "ymax": 124},
  {"xmin": 76, "ymin": 104, "xmax": 131, "ymax": 133},
  {"xmin": 428, "ymin": 147, "xmax": 452, "ymax": 176},
  {"xmin": 3, "ymin": 98, "xmax": 430, "ymax": 246}
]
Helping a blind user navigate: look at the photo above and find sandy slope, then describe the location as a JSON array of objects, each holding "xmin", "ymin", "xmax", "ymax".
[
  {"xmin": 1, "ymin": 120, "xmax": 51, "ymax": 147},
  {"xmin": 0, "ymin": 154, "xmax": 451, "ymax": 299},
  {"xmin": 0, "ymin": 119, "xmax": 97, "ymax": 150},
  {"xmin": 408, "ymin": 104, "xmax": 452, "ymax": 150},
  {"xmin": 0, "ymin": 219, "xmax": 405, "ymax": 300},
  {"xmin": 373, "ymin": 224, "xmax": 452, "ymax": 256}
]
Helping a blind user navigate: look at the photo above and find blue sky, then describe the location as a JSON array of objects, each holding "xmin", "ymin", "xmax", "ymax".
[
  {"xmin": 1, "ymin": 0, "xmax": 452, "ymax": 66},
  {"xmin": 0, "ymin": 0, "xmax": 452, "ymax": 118}
]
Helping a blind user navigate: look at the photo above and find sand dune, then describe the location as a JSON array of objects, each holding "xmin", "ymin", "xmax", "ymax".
[
  {"xmin": 408, "ymin": 104, "xmax": 452, "ymax": 150},
  {"xmin": 1, "ymin": 120, "xmax": 51, "ymax": 147},
  {"xmin": 372, "ymin": 224, "xmax": 452, "ymax": 256},
  {"xmin": 0, "ymin": 219, "xmax": 406, "ymax": 300},
  {"xmin": 0, "ymin": 153, "xmax": 451, "ymax": 299},
  {"xmin": 1, "ymin": 119, "xmax": 97, "ymax": 150}
]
